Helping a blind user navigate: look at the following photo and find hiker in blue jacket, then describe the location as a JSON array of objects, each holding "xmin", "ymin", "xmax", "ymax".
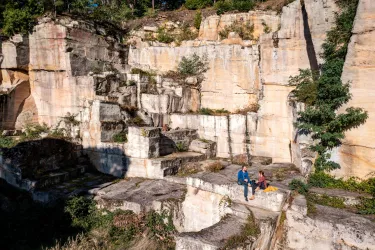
[{"xmin": 237, "ymin": 166, "xmax": 250, "ymax": 201}]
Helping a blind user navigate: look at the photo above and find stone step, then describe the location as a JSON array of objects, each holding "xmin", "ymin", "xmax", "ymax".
[{"xmin": 126, "ymin": 152, "xmax": 206, "ymax": 179}]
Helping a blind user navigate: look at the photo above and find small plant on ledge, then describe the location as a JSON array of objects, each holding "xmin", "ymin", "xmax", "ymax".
[{"xmin": 113, "ymin": 132, "xmax": 127, "ymax": 143}]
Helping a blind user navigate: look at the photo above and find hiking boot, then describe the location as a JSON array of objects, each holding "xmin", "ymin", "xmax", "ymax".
[{"xmin": 245, "ymin": 197, "xmax": 248, "ymax": 202}]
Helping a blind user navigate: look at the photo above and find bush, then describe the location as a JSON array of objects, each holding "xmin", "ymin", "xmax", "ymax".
[
  {"xmin": 178, "ymin": 53, "xmax": 209, "ymax": 76},
  {"xmin": 0, "ymin": 135, "xmax": 16, "ymax": 148},
  {"xmin": 308, "ymin": 193, "xmax": 345, "ymax": 209},
  {"xmin": 1, "ymin": 0, "xmax": 44, "ymax": 36},
  {"xmin": 219, "ymin": 20, "xmax": 254, "ymax": 40},
  {"xmin": 65, "ymin": 196, "xmax": 97, "ymax": 230},
  {"xmin": 215, "ymin": 0, "xmax": 255, "ymax": 15},
  {"xmin": 113, "ymin": 132, "xmax": 127, "ymax": 143},
  {"xmin": 194, "ymin": 10, "xmax": 202, "ymax": 30},
  {"xmin": 289, "ymin": 179, "xmax": 309, "ymax": 195},
  {"xmin": 175, "ymin": 142, "xmax": 187, "ymax": 152},
  {"xmin": 156, "ymin": 27, "xmax": 174, "ymax": 43},
  {"xmin": 185, "ymin": 0, "xmax": 213, "ymax": 10},
  {"xmin": 309, "ymin": 171, "xmax": 375, "ymax": 195},
  {"xmin": 198, "ymin": 108, "xmax": 229, "ymax": 115}
]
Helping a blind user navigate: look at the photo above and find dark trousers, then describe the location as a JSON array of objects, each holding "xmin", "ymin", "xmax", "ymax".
[
  {"xmin": 239, "ymin": 180, "xmax": 248, "ymax": 198},
  {"xmin": 251, "ymin": 181, "xmax": 266, "ymax": 195}
]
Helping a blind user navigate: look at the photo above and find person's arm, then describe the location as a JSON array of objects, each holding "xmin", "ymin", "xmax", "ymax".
[{"xmin": 237, "ymin": 171, "xmax": 241, "ymax": 182}]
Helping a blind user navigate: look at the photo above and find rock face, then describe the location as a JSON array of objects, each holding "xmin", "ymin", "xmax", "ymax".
[
  {"xmin": 332, "ymin": 0, "xmax": 375, "ymax": 178},
  {"xmin": 277, "ymin": 195, "xmax": 375, "ymax": 250}
]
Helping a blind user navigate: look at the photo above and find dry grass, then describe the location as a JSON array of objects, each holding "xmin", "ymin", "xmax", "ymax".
[
  {"xmin": 206, "ymin": 161, "xmax": 225, "ymax": 173},
  {"xmin": 234, "ymin": 103, "xmax": 260, "ymax": 114}
]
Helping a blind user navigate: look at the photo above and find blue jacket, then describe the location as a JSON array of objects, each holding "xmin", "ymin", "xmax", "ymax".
[{"xmin": 237, "ymin": 170, "xmax": 249, "ymax": 183}]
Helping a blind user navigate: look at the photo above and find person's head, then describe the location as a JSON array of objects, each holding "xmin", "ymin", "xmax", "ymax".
[
  {"xmin": 258, "ymin": 170, "xmax": 264, "ymax": 177},
  {"xmin": 242, "ymin": 166, "xmax": 247, "ymax": 172}
]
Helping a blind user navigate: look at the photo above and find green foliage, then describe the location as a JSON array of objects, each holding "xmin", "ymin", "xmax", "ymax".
[
  {"xmin": 289, "ymin": 179, "xmax": 309, "ymax": 195},
  {"xmin": 22, "ymin": 123, "xmax": 50, "ymax": 140},
  {"xmin": 178, "ymin": 53, "xmax": 209, "ymax": 76},
  {"xmin": 223, "ymin": 213, "xmax": 260, "ymax": 249},
  {"xmin": 194, "ymin": 10, "xmax": 202, "ymax": 30},
  {"xmin": 175, "ymin": 142, "xmax": 187, "ymax": 152},
  {"xmin": 65, "ymin": 196, "xmax": 97, "ymax": 231},
  {"xmin": 356, "ymin": 198, "xmax": 375, "ymax": 215},
  {"xmin": 127, "ymin": 116, "xmax": 145, "ymax": 126},
  {"xmin": 289, "ymin": 69, "xmax": 318, "ymax": 106},
  {"xmin": 308, "ymin": 193, "xmax": 345, "ymax": 209},
  {"xmin": 215, "ymin": 0, "xmax": 255, "ymax": 15},
  {"xmin": 145, "ymin": 210, "xmax": 176, "ymax": 246},
  {"xmin": 1, "ymin": 0, "xmax": 44, "ymax": 36},
  {"xmin": 309, "ymin": 171, "xmax": 375, "ymax": 196},
  {"xmin": 176, "ymin": 24, "xmax": 199, "ymax": 44},
  {"xmin": 290, "ymin": 0, "xmax": 367, "ymax": 171},
  {"xmin": 198, "ymin": 107, "xmax": 230, "ymax": 115},
  {"xmin": 113, "ymin": 132, "xmax": 127, "ymax": 143},
  {"xmin": 0, "ymin": 135, "xmax": 16, "ymax": 148},
  {"xmin": 219, "ymin": 20, "xmax": 255, "ymax": 40},
  {"xmin": 185, "ymin": 0, "xmax": 213, "ymax": 10},
  {"xmin": 156, "ymin": 27, "xmax": 174, "ymax": 43},
  {"xmin": 262, "ymin": 21, "xmax": 271, "ymax": 33}
]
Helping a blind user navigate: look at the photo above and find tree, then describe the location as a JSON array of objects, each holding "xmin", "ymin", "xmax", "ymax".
[{"xmin": 290, "ymin": 0, "xmax": 367, "ymax": 172}]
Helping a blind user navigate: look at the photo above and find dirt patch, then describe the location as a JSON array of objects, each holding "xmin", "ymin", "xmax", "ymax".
[
  {"xmin": 256, "ymin": 0, "xmax": 296, "ymax": 13},
  {"xmin": 123, "ymin": 8, "xmax": 217, "ymax": 30}
]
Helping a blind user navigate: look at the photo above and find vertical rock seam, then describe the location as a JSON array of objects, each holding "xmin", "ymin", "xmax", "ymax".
[{"xmin": 301, "ymin": 1, "xmax": 319, "ymax": 72}]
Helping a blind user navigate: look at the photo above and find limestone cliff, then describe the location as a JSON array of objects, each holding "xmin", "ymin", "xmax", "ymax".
[{"xmin": 0, "ymin": 0, "xmax": 374, "ymax": 179}]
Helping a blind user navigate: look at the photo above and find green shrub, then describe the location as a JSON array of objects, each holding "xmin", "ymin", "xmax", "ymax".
[
  {"xmin": 223, "ymin": 213, "xmax": 260, "ymax": 249},
  {"xmin": 308, "ymin": 193, "xmax": 345, "ymax": 209},
  {"xmin": 215, "ymin": 0, "xmax": 255, "ymax": 15},
  {"xmin": 178, "ymin": 53, "xmax": 209, "ymax": 76},
  {"xmin": 262, "ymin": 21, "xmax": 271, "ymax": 33},
  {"xmin": 219, "ymin": 20, "xmax": 254, "ymax": 40},
  {"xmin": 309, "ymin": 171, "xmax": 375, "ymax": 195},
  {"xmin": 127, "ymin": 80, "xmax": 137, "ymax": 86},
  {"xmin": 194, "ymin": 10, "xmax": 202, "ymax": 30},
  {"xmin": 176, "ymin": 24, "xmax": 199, "ymax": 43},
  {"xmin": 113, "ymin": 132, "xmax": 127, "ymax": 143},
  {"xmin": 289, "ymin": 179, "xmax": 309, "ymax": 195},
  {"xmin": 22, "ymin": 123, "xmax": 50, "ymax": 140},
  {"xmin": 0, "ymin": 135, "xmax": 16, "ymax": 148},
  {"xmin": 175, "ymin": 142, "xmax": 187, "ymax": 152},
  {"xmin": 145, "ymin": 210, "xmax": 176, "ymax": 247},
  {"xmin": 356, "ymin": 198, "xmax": 375, "ymax": 215},
  {"xmin": 65, "ymin": 196, "xmax": 97, "ymax": 230},
  {"xmin": 185, "ymin": 0, "xmax": 213, "ymax": 10},
  {"xmin": 157, "ymin": 27, "xmax": 174, "ymax": 43}
]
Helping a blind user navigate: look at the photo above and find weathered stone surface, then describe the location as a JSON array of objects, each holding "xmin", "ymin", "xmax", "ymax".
[
  {"xmin": 0, "ymin": 139, "xmax": 80, "ymax": 190},
  {"xmin": 189, "ymin": 139, "xmax": 217, "ymax": 158},
  {"xmin": 183, "ymin": 164, "xmax": 289, "ymax": 212},
  {"xmin": 126, "ymin": 127, "xmax": 160, "ymax": 159},
  {"xmin": 126, "ymin": 152, "xmax": 205, "ymax": 179},
  {"xmin": 129, "ymin": 45, "xmax": 260, "ymax": 111},
  {"xmin": 332, "ymin": 0, "xmax": 375, "ymax": 178},
  {"xmin": 160, "ymin": 129, "xmax": 198, "ymax": 156},
  {"xmin": 280, "ymin": 195, "xmax": 375, "ymax": 250},
  {"xmin": 198, "ymin": 11, "xmax": 280, "ymax": 41},
  {"xmin": 176, "ymin": 215, "xmax": 245, "ymax": 250}
]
